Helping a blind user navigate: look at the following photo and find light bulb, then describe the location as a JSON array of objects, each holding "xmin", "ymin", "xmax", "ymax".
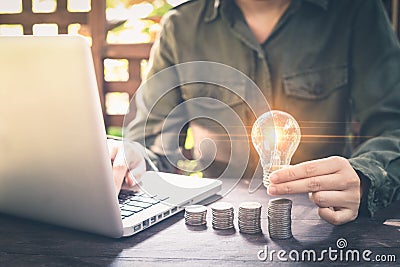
[{"xmin": 251, "ymin": 110, "xmax": 301, "ymax": 188}]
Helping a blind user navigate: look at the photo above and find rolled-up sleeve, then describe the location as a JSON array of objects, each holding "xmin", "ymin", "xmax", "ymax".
[
  {"xmin": 348, "ymin": 0, "xmax": 400, "ymax": 216},
  {"xmin": 125, "ymin": 11, "xmax": 185, "ymax": 172}
]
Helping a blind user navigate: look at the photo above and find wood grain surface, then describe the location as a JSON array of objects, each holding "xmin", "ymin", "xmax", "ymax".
[{"xmin": 0, "ymin": 179, "xmax": 399, "ymax": 266}]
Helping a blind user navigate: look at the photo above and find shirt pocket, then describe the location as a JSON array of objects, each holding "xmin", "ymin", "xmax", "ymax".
[
  {"xmin": 283, "ymin": 65, "xmax": 348, "ymax": 100},
  {"xmin": 180, "ymin": 80, "xmax": 247, "ymax": 109}
]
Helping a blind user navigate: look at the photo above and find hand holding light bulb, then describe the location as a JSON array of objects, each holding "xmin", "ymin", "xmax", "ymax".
[{"xmin": 252, "ymin": 110, "xmax": 363, "ymax": 225}]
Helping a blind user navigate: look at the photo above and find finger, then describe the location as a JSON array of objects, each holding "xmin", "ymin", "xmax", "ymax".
[
  {"xmin": 112, "ymin": 149, "xmax": 128, "ymax": 192},
  {"xmin": 318, "ymin": 207, "xmax": 358, "ymax": 225},
  {"xmin": 268, "ymin": 173, "xmax": 345, "ymax": 195},
  {"xmin": 123, "ymin": 153, "xmax": 146, "ymax": 187},
  {"xmin": 125, "ymin": 171, "xmax": 142, "ymax": 187},
  {"xmin": 124, "ymin": 173, "xmax": 135, "ymax": 187},
  {"xmin": 127, "ymin": 157, "xmax": 146, "ymax": 180},
  {"xmin": 269, "ymin": 156, "xmax": 349, "ymax": 183},
  {"xmin": 107, "ymin": 139, "xmax": 119, "ymax": 161},
  {"xmin": 121, "ymin": 182, "xmax": 141, "ymax": 192},
  {"xmin": 121, "ymin": 175, "xmax": 140, "ymax": 192},
  {"xmin": 309, "ymin": 191, "xmax": 360, "ymax": 208},
  {"xmin": 121, "ymin": 141, "xmax": 146, "ymax": 172},
  {"xmin": 124, "ymin": 161, "xmax": 145, "ymax": 187}
]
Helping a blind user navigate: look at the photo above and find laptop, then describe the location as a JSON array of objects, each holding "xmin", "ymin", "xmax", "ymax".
[{"xmin": 0, "ymin": 35, "xmax": 222, "ymax": 238}]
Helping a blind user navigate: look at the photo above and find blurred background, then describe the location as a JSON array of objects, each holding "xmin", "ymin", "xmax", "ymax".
[
  {"xmin": 0, "ymin": 0, "xmax": 187, "ymax": 136},
  {"xmin": 0, "ymin": 0, "xmax": 398, "ymax": 177},
  {"xmin": 0, "ymin": 0, "xmax": 398, "ymax": 135}
]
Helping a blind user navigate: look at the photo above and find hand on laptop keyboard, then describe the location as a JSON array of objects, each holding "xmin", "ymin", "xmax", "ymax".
[{"xmin": 107, "ymin": 139, "xmax": 146, "ymax": 193}]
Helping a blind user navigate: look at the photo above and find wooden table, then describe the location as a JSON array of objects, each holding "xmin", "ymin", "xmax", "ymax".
[{"xmin": 0, "ymin": 179, "xmax": 399, "ymax": 266}]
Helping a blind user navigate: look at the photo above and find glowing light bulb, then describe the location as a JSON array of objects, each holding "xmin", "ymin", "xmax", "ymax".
[{"xmin": 251, "ymin": 110, "xmax": 301, "ymax": 188}]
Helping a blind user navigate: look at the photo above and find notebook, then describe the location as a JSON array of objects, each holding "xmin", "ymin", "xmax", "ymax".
[{"xmin": 0, "ymin": 35, "xmax": 222, "ymax": 238}]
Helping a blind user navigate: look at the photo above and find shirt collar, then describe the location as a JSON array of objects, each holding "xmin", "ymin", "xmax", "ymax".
[{"xmin": 204, "ymin": 0, "xmax": 329, "ymax": 23}]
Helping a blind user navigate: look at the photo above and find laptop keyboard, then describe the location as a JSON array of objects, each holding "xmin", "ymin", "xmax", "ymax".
[{"xmin": 118, "ymin": 190, "xmax": 169, "ymax": 219}]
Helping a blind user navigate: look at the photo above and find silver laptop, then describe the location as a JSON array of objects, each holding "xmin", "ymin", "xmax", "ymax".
[{"xmin": 0, "ymin": 35, "xmax": 222, "ymax": 238}]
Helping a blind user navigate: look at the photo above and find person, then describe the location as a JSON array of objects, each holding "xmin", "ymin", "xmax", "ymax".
[{"xmin": 110, "ymin": 0, "xmax": 400, "ymax": 226}]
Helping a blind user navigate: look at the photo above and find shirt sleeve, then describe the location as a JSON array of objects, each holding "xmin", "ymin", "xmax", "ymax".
[
  {"xmin": 124, "ymin": 11, "xmax": 185, "ymax": 173},
  {"xmin": 348, "ymin": 0, "xmax": 400, "ymax": 216}
]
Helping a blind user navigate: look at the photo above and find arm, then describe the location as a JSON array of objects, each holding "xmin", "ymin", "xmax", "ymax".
[
  {"xmin": 347, "ymin": 0, "xmax": 400, "ymax": 217},
  {"xmin": 124, "ymin": 11, "xmax": 186, "ymax": 173},
  {"xmin": 108, "ymin": 12, "xmax": 184, "ymax": 191},
  {"xmin": 268, "ymin": 0, "xmax": 400, "ymax": 224}
]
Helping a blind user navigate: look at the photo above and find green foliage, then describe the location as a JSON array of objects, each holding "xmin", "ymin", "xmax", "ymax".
[
  {"xmin": 107, "ymin": 126, "xmax": 123, "ymax": 137},
  {"xmin": 148, "ymin": 2, "xmax": 173, "ymax": 17}
]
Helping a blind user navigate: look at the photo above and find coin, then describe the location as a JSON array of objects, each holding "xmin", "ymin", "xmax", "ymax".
[
  {"xmin": 185, "ymin": 205, "xmax": 207, "ymax": 213},
  {"xmin": 267, "ymin": 198, "xmax": 292, "ymax": 239},
  {"xmin": 211, "ymin": 202, "xmax": 234, "ymax": 230},
  {"xmin": 211, "ymin": 202, "xmax": 234, "ymax": 210},
  {"xmin": 238, "ymin": 201, "xmax": 262, "ymax": 234},
  {"xmin": 184, "ymin": 205, "xmax": 207, "ymax": 226}
]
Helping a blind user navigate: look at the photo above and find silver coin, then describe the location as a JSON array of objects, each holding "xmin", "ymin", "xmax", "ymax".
[
  {"xmin": 268, "ymin": 198, "xmax": 292, "ymax": 205},
  {"xmin": 212, "ymin": 216, "xmax": 234, "ymax": 220},
  {"xmin": 239, "ymin": 202, "xmax": 262, "ymax": 210},
  {"xmin": 185, "ymin": 216, "xmax": 206, "ymax": 220},
  {"xmin": 213, "ymin": 223, "xmax": 234, "ymax": 228},
  {"xmin": 186, "ymin": 219, "xmax": 207, "ymax": 223},
  {"xmin": 240, "ymin": 228, "xmax": 262, "ymax": 231},
  {"xmin": 213, "ymin": 217, "xmax": 234, "ymax": 221},
  {"xmin": 213, "ymin": 214, "xmax": 234, "ymax": 218},
  {"xmin": 186, "ymin": 221, "xmax": 206, "ymax": 226},
  {"xmin": 212, "ymin": 212, "xmax": 234, "ymax": 217},
  {"xmin": 185, "ymin": 213, "xmax": 207, "ymax": 217},
  {"xmin": 239, "ymin": 226, "xmax": 262, "ymax": 231},
  {"xmin": 185, "ymin": 211, "xmax": 207, "ymax": 215},
  {"xmin": 211, "ymin": 202, "xmax": 234, "ymax": 210},
  {"xmin": 238, "ymin": 219, "xmax": 261, "ymax": 223},
  {"xmin": 186, "ymin": 219, "xmax": 206, "ymax": 223},
  {"xmin": 185, "ymin": 212, "xmax": 207, "ymax": 216},
  {"xmin": 239, "ymin": 215, "xmax": 261, "ymax": 219},
  {"xmin": 239, "ymin": 210, "xmax": 261, "ymax": 214},
  {"xmin": 270, "ymin": 233, "xmax": 292, "ymax": 239},
  {"xmin": 212, "ymin": 221, "xmax": 234, "ymax": 225},
  {"xmin": 239, "ymin": 219, "xmax": 261, "ymax": 223},
  {"xmin": 239, "ymin": 213, "xmax": 261, "ymax": 217},
  {"xmin": 185, "ymin": 205, "xmax": 207, "ymax": 213},
  {"xmin": 212, "ymin": 220, "xmax": 234, "ymax": 224},
  {"xmin": 267, "ymin": 198, "xmax": 293, "ymax": 240},
  {"xmin": 213, "ymin": 215, "xmax": 234, "ymax": 219},
  {"xmin": 184, "ymin": 205, "xmax": 208, "ymax": 226},
  {"xmin": 239, "ymin": 225, "xmax": 261, "ymax": 228},
  {"xmin": 213, "ymin": 220, "xmax": 234, "ymax": 224},
  {"xmin": 240, "ymin": 229, "xmax": 262, "ymax": 233}
]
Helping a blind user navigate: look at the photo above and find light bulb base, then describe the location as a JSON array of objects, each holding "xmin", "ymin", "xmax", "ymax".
[
  {"xmin": 263, "ymin": 171, "xmax": 272, "ymax": 188},
  {"xmin": 262, "ymin": 165, "xmax": 289, "ymax": 188}
]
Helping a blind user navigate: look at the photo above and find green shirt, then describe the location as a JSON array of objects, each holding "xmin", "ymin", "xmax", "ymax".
[{"xmin": 126, "ymin": 0, "xmax": 400, "ymax": 216}]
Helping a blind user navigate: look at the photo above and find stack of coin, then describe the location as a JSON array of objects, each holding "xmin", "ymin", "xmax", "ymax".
[
  {"xmin": 184, "ymin": 205, "xmax": 207, "ymax": 226},
  {"xmin": 211, "ymin": 202, "xmax": 234, "ymax": 230},
  {"xmin": 238, "ymin": 202, "xmax": 262, "ymax": 234},
  {"xmin": 267, "ymin": 198, "xmax": 293, "ymax": 239}
]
